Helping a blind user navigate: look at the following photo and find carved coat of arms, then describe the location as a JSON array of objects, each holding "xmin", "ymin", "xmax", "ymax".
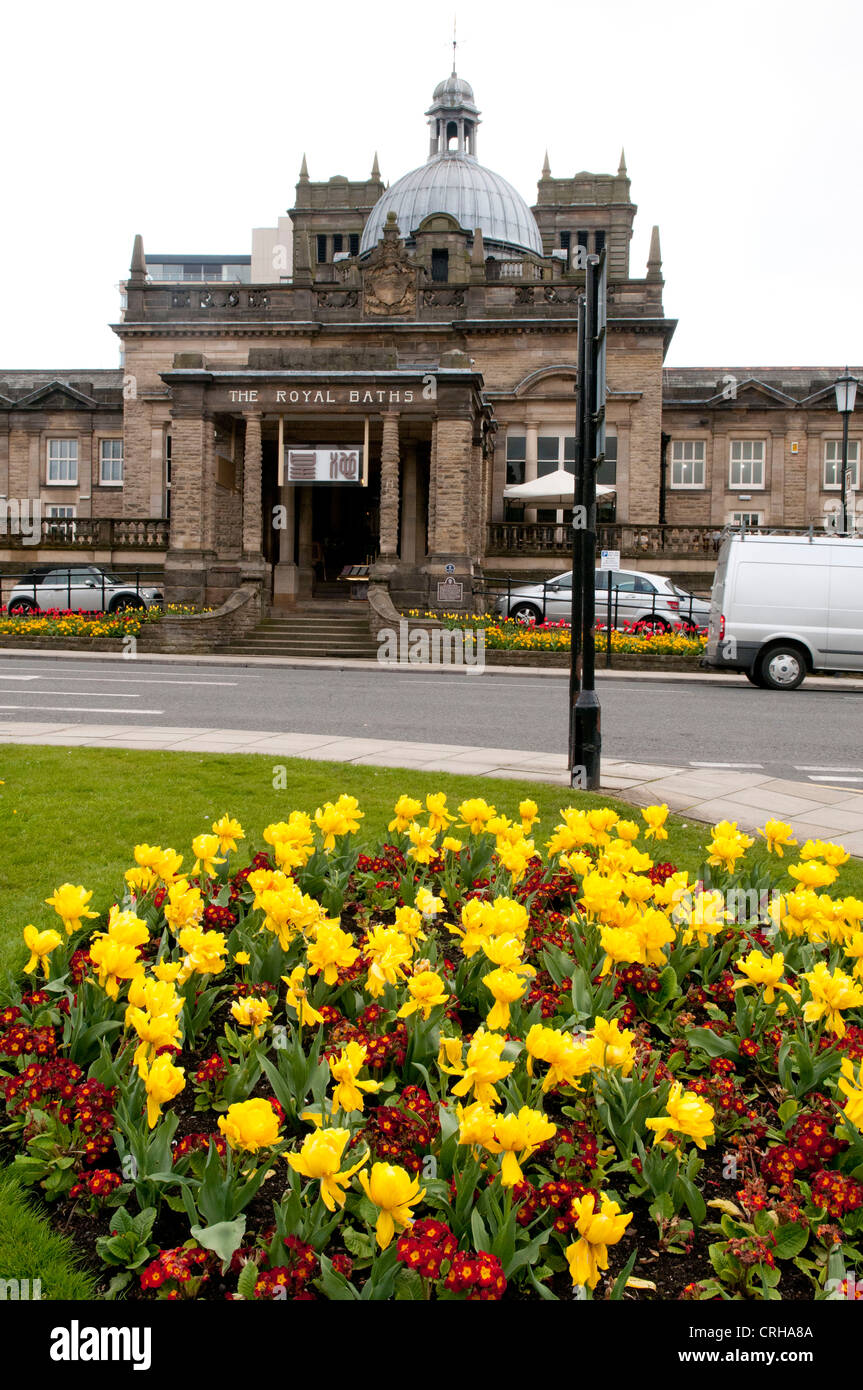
[{"xmin": 362, "ymin": 213, "xmax": 416, "ymax": 317}]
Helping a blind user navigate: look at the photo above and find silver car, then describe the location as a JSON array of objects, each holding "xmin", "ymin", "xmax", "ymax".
[
  {"xmin": 7, "ymin": 566, "xmax": 164, "ymax": 615},
  {"xmin": 495, "ymin": 568, "xmax": 710, "ymax": 630}
]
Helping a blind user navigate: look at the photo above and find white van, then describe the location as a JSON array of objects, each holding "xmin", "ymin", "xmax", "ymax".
[{"xmin": 705, "ymin": 532, "xmax": 863, "ymax": 689}]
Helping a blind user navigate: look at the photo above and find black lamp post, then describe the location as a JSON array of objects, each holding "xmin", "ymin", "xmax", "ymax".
[{"xmin": 834, "ymin": 369, "xmax": 858, "ymax": 535}]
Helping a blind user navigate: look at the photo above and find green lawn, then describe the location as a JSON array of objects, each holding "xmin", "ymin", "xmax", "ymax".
[{"xmin": 1, "ymin": 742, "xmax": 861, "ymax": 1297}]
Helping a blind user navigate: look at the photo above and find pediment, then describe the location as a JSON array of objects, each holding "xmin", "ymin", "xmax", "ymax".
[
  {"xmin": 703, "ymin": 377, "xmax": 797, "ymax": 407},
  {"xmin": 513, "ymin": 364, "xmax": 579, "ymax": 398},
  {"xmin": 11, "ymin": 381, "xmax": 100, "ymax": 410}
]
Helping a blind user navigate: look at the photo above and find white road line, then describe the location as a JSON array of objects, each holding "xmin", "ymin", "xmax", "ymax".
[
  {"xmin": 690, "ymin": 760, "xmax": 765, "ymax": 769},
  {"xmin": 797, "ymin": 765, "xmax": 863, "ymax": 773},
  {"xmin": 23, "ymin": 676, "xmax": 239, "ymax": 687},
  {"xmin": 0, "ymin": 690, "xmax": 141, "ymax": 698},
  {"xmin": 0, "ymin": 705, "xmax": 164, "ymax": 714},
  {"xmin": 807, "ymin": 775, "xmax": 863, "ymax": 783},
  {"xmin": 0, "ymin": 675, "xmax": 39, "ymax": 681}
]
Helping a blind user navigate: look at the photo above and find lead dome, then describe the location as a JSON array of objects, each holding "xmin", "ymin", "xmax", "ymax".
[{"xmin": 359, "ymin": 72, "xmax": 543, "ymax": 258}]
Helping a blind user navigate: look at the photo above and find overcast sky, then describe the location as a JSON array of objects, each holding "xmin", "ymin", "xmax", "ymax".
[{"xmin": 3, "ymin": 0, "xmax": 860, "ymax": 371}]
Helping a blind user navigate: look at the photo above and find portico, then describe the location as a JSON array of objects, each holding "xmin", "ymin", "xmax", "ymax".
[{"xmin": 159, "ymin": 365, "xmax": 492, "ymax": 609}]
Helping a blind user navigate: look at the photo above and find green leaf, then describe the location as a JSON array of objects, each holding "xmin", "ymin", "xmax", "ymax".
[
  {"xmin": 190, "ymin": 1218, "xmax": 246, "ymax": 1270},
  {"xmin": 394, "ymin": 1267, "xmax": 426, "ymax": 1301},
  {"xmin": 777, "ymin": 1098, "xmax": 798, "ymax": 1127},
  {"xmin": 471, "ymin": 1208, "xmax": 492, "ymax": 1253},
  {"xmin": 772, "ymin": 1222, "xmax": 809, "ymax": 1260},
  {"xmin": 343, "ymin": 1227, "xmax": 375, "ymax": 1261},
  {"xmin": 236, "ymin": 1259, "xmax": 259, "ymax": 1301},
  {"xmin": 686, "ymin": 1027, "xmax": 739, "ymax": 1059}
]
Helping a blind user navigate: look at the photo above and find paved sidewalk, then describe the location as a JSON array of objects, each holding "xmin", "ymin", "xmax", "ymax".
[{"xmin": 4, "ymin": 720, "xmax": 863, "ymax": 852}]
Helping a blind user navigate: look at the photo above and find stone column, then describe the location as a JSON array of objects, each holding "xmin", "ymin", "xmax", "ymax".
[
  {"xmin": 400, "ymin": 444, "xmax": 418, "ymax": 565},
  {"xmin": 525, "ymin": 422, "xmax": 539, "ymax": 522},
  {"xmin": 427, "ymin": 419, "xmax": 438, "ymax": 555},
  {"xmin": 242, "ymin": 412, "xmax": 263, "ymax": 557},
  {"xmin": 379, "ymin": 412, "xmax": 400, "ymax": 558},
  {"xmin": 273, "ymin": 482, "xmax": 299, "ymax": 607},
  {"xmin": 297, "ymin": 485, "xmax": 314, "ymax": 597}
]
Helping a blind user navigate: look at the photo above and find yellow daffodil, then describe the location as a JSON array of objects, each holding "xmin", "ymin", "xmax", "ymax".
[
  {"xmin": 438, "ymin": 1027, "xmax": 515, "ymax": 1107},
  {"xmin": 287, "ymin": 1128, "xmax": 367, "ymax": 1209},
  {"xmin": 389, "ymin": 795, "xmax": 424, "ymax": 833},
  {"xmin": 359, "ymin": 1162, "xmax": 425, "ymax": 1249},
  {"xmin": 641, "ymin": 804, "xmax": 669, "ymax": 841},
  {"xmin": 363, "ymin": 925, "xmax": 413, "ymax": 998},
  {"xmin": 177, "ymin": 925, "xmax": 228, "ymax": 980},
  {"xmin": 457, "ymin": 798, "xmax": 497, "ymax": 834},
  {"xmin": 125, "ymin": 865, "xmax": 157, "ymax": 897},
  {"xmin": 406, "ymin": 822, "xmax": 439, "ymax": 864},
  {"xmin": 141, "ymin": 1054, "xmax": 185, "ymax": 1129},
  {"xmin": 127, "ymin": 1008, "xmax": 182, "ymax": 1076},
  {"xmin": 838, "ymin": 1058, "xmax": 863, "ymax": 1128},
  {"xmin": 802, "ymin": 962, "xmax": 863, "ymax": 1038},
  {"xmin": 425, "ymin": 792, "xmax": 456, "ymax": 833},
  {"xmin": 329, "ymin": 1040, "xmax": 382, "ymax": 1114},
  {"xmin": 394, "ymin": 905, "xmax": 425, "ymax": 943},
  {"xmin": 486, "ymin": 1106, "xmax": 556, "ymax": 1186},
  {"xmin": 44, "ymin": 883, "xmax": 99, "ymax": 936},
  {"xmin": 456, "ymin": 1100, "xmax": 498, "ymax": 1150},
  {"xmin": 442, "ymin": 836, "xmax": 463, "ymax": 853},
  {"xmin": 799, "ymin": 838, "xmax": 850, "ymax": 868},
  {"xmin": 598, "ymin": 925, "xmax": 645, "ymax": 977},
  {"xmin": 645, "ymin": 1082, "xmax": 715, "ymax": 1149},
  {"xmin": 398, "ymin": 970, "xmax": 449, "ymax": 1020},
  {"xmin": 212, "ymin": 814, "xmax": 245, "ymax": 855},
  {"xmin": 788, "ymin": 859, "xmax": 839, "ymax": 889},
  {"xmin": 218, "ymin": 1098, "xmax": 281, "ymax": 1152},
  {"xmin": 483, "ymin": 967, "xmax": 529, "ymax": 1031},
  {"xmin": 162, "ymin": 880, "xmax": 204, "ymax": 934},
  {"xmin": 230, "ymin": 996, "xmax": 272, "ymax": 1037},
  {"xmin": 22, "ymin": 924, "xmax": 62, "ymax": 978},
  {"xmin": 565, "ymin": 1193, "xmax": 632, "ymax": 1289},
  {"xmin": 758, "ymin": 819, "xmax": 798, "ymax": 857},
  {"xmin": 415, "ymin": 887, "xmax": 443, "ymax": 918},
  {"xmin": 191, "ymin": 833, "xmax": 225, "ymax": 877},
  {"xmin": 263, "ymin": 813, "xmax": 315, "ymax": 870},
  {"xmin": 89, "ymin": 936, "xmax": 145, "ymax": 1000},
  {"xmin": 587, "ymin": 1016, "xmax": 637, "ymax": 1076},
  {"xmin": 305, "ymin": 919, "xmax": 360, "ymax": 985},
  {"xmin": 234, "ymin": 951, "xmax": 250, "ymax": 966},
  {"xmin": 519, "ymin": 799, "xmax": 540, "ymax": 835},
  {"xmin": 733, "ymin": 949, "xmax": 797, "ymax": 1005},
  {"xmin": 282, "ymin": 966, "xmax": 325, "ymax": 1028},
  {"xmin": 525, "ymin": 1024, "xmax": 592, "ymax": 1091}
]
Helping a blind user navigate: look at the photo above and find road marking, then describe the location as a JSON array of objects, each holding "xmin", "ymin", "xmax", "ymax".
[
  {"xmin": 10, "ymin": 676, "xmax": 239, "ymax": 687},
  {"xmin": 797, "ymin": 765, "xmax": 863, "ymax": 773},
  {"xmin": 807, "ymin": 775, "xmax": 863, "ymax": 783},
  {"xmin": 0, "ymin": 675, "xmax": 39, "ymax": 681},
  {"xmin": 0, "ymin": 689, "xmax": 141, "ymax": 698},
  {"xmin": 690, "ymin": 761, "xmax": 765, "ymax": 769},
  {"xmin": 0, "ymin": 705, "xmax": 164, "ymax": 715}
]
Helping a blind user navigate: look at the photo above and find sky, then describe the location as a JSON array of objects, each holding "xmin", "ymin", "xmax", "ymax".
[{"xmin": 2, "ymin": 0, "xmax": 861, "ymax": 371}]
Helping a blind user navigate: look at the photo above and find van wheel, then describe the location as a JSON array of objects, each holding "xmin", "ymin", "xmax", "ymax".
[{"xmin": 758, "ymin": 644, "xmax": 807, "ymax": 691}]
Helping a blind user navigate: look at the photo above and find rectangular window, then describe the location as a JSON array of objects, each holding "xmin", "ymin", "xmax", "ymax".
[
  {"xmin": 597, "ymin": 432, "xmax": 617, "ymax": 487},
  {"xmin": 100, "ymin": 438, "xmax": 124, "ymax": 485},
  {"xmin": 45, "ymin": 505, "xmax": 77, "ymax": 540},
  {"xmin": 729, "ymin": 512, "xmax": 763, "ymax": 528},
  {"xmin": 47, "ymin": 438, "xmax": 78, "ymax": 484},
  {"xmin": 349, "ymin": 233, "xmax": 360, "ymax": 256},
  {"xmin": 431, "ymin": 249, "xmax": 449, "ymax": 282},
  {"xmin": 316, "ymin": 235, "xmax": 328, "ymax": 264},
  {"xmin": 332, "ymin": 234, "xmax": 343, "ymax": 254},
  {"xmin": 505, "ymin": 435, "xmax": 526, "ymax": 486},
  {"xmin": 729, "ymin": 439, "xmax": 765, "ymax": 489},
  {"xmin": 824, "ymin": 439, "xmax": 860, "ymax": 488},
  {"xmin": 559, "ymin": 231, "xmax": 571, "ymax": 251},
  {"xmin": 593, "ymin": 230, "xmax": 606, "ymax": 254},
  {"xmin": 537, "ymin": 436, "xmax": 560, "ymax": 478},
  {"xmin": 576, "ymin": 230, "xmax": 589, "ymax": 251},
  {"xmin": 671, "ymin": 439, "xmax": 706, "ymax": 488},
  {"xmin": 563, "ymin": 435, "xmax": 576, "ymax": 475}
]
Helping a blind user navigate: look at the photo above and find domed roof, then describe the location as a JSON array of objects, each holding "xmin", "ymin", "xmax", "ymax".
[
  {"xmin": 431, "ymin": 72, "xmax": 477, "ymax": 108},
  {"xmin": 360, "ymin": 153, "xmax": 543, "ymax": 257}
]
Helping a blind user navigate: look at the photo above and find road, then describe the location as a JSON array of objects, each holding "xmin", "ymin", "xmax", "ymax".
[{"xmin": 1, "ymin": 655, "xmax": 863, "ymax": 785}]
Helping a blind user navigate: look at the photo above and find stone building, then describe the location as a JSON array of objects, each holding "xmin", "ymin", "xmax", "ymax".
[{"xmin": 1, "ymin": 68, "xmax": 859, "ymax": 608}]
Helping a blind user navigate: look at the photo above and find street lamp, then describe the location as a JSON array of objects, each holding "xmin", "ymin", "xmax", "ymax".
[{"xmin": 834, "ymin": 369, "xmax": 858, "ymax": 535}]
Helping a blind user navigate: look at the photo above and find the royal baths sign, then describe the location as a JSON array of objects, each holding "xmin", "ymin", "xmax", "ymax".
[{"xmin": 224, "ymin": 381, "xmax": 435, "ymax": 407}]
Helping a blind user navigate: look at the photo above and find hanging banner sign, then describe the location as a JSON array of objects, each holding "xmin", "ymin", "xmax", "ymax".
[{"xmin": 284, "ymin": 447, "xmax": 363, "ymax": 484}]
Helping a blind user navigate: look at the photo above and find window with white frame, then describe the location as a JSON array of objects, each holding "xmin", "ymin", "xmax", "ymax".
[
  {"xmin": 670, "ymin": 439, "xmax": 706, "ymax": 488},
  {"xmin": 47, "ymin": 438, "xmax": 78, "ymax": 484},
  {"xmin": 824, "ymin": 439, "xmax": 860, "ymax": 489},
  {"xmin": 100, "ymin": 438, "xmax": 124, "ymax": 485},
  {"xmin": 45, "ymin": 505, "xmax": 77, "ymax": 539},
  {"xmin": 729, "ymin": 511, "xmax": 763, "ymax": 528},
  {"xmin": 729, "ymin": 439, "xmax": 765, "ymax": 489}
]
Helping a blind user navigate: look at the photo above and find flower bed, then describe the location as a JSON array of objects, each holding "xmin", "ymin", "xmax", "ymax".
[
  {"xmin": 0, "ymin": 604, "xmax": 211, "ymax": 641},
  {"xmin": 408, "ymin": 611, "xmax": 707, "ymax": 656},
  {"xmin": 2, "ymin": 797, "xmax": 862, "ymax": 1302}
]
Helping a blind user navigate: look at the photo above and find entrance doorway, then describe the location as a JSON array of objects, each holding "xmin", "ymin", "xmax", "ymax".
[{"xmin": 310, "ymin": 478, "xmax": 379, "ymax": 588}]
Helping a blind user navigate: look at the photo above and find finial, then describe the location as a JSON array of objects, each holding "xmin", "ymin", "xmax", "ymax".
[
  {"xmin": 452, "ymin": 13, "xmax": 457, "ymax": 73},
  {"xmin": 299, "ymin": 153, "xmax": 309, "ymax": 182},
  {"xmin": 371, "ymin": 151, "xmax": 381, "ymax": 179},
  {"xmin": 647, "ymin": 224, "xmax": 662, "ymax": 280},
  {"xmin": 541, "ymin": 150, "xmax": 551, "ymax": 179},
  {"xmin": 618, "ymin": 148, "xmax": 627, "ymax": 177},
  {"xmin": 129, "ymin": 234, "xmax": 147, "ymax": 284},
  {"xmin": 470, "ymin": 226, "xmax": 485, "ymax": 266}
]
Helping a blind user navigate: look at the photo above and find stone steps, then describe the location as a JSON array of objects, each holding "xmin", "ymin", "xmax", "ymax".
[{"xmin": 219, "ymin": 605, "xmax": 379, "ymax": 659}]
